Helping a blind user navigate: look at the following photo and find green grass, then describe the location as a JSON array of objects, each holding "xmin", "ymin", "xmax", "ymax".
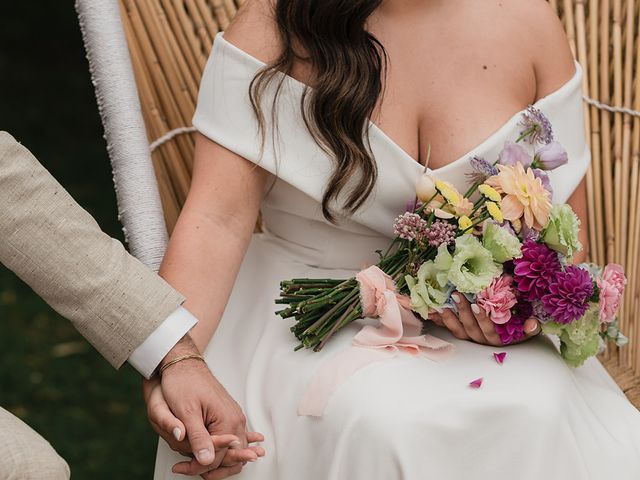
[{"xmin": 0, "ymin": 2, "xmax": 156, "ymax": 478}]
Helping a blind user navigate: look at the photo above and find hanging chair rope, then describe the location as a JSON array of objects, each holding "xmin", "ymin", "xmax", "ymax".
[
  {"xmin": 149, "ymin": 126, "xmax": 197, "ymax": 153},
  {"xmin": 582, "ymin": 96, "xmax": 640, "ymax": 117}
]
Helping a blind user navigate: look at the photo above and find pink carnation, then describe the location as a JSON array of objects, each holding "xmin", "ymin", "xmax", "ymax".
[
  {"xmin": 597, "ymin": 264, "xmax": 627, "ymax": 323},
  {"xmin": 476, "ymin": 275, "xmax": 518, "ymax": 325}
]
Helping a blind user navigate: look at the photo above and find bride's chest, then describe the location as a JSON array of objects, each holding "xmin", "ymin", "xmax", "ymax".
[
  {"xmin": 364, "ymin": 20, "xmax": 536, "ymax": 168},
  {"xmin": 370, "ymin": 42, "xmax": 537, "ymax": 169}
]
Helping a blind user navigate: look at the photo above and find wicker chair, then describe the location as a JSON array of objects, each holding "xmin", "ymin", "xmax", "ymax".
[{"xmin": 75, "ymin": 0, "xmax": 640, "ymax": 408}]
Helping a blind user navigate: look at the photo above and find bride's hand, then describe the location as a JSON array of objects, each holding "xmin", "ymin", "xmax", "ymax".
[
  {"xmin": 429, "ymin": 291, "xmax": 541, "ymax": 346},
  {"xmin": 143, "ymin": 378, "xmax": 265, "ymax": 478},
  {"xmin": 142, "ymin": 379, "xmax": 265, "ymax": 478}
]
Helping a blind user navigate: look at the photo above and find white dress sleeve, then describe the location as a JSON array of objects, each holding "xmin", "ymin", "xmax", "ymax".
[
  {"xmin": 192, "ymin": 32, "xmax": 335, "ymax": 205},
  {"xmin": 537, "ymin": 61, "xmax": 591, "ymax": 204}
]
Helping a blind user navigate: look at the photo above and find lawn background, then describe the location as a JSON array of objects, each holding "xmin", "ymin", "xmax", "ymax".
[{"xmin": 0, "ymin": 2, "xmax": 157, "ymax": 478}]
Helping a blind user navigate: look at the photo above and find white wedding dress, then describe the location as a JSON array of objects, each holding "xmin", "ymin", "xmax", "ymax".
[{"xmin": 154, "ymin": 32, "xmax": 640, "ymax": 479}]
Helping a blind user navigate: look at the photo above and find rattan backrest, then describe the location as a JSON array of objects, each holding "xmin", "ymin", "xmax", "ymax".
[{"xmin": 116, "ymin": 0, "xmax": 639, "ymax": 407}]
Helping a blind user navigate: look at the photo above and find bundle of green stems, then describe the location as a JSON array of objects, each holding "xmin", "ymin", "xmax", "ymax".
[{"xmin": 276, "ymin": 188, "xmax": 489, "ymax": 351}]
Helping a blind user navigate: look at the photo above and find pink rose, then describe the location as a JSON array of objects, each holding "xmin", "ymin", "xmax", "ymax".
[
  {"xmin": 476, "ymin": 275, "xmax": 518, "ymax": 324},
  {"xmin": 597, "ymin": 264, "xmax": 627, "ymax": 323}
]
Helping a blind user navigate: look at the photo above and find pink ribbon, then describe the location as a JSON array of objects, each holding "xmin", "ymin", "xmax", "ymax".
[{"xmin": 297, "ymin": 266, "xmax": 454, "ymax": 417}]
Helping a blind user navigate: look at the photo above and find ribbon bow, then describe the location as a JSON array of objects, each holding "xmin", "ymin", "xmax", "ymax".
[{"xmin": 297, "ymin": 266, "xmax": 454, "ymax": 417}]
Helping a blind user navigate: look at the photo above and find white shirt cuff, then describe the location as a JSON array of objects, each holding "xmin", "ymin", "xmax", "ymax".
[{"xmin": 128, "ymin": 306, "xmax": 198, "ymax": 379}]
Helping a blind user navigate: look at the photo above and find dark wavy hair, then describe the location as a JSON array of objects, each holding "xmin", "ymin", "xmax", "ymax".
[{"xmin": 248, "ymin": 0, "xmax": 387, "ymax": 223}]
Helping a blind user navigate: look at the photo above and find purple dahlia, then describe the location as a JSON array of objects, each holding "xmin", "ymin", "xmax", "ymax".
[
  {"xmin": 541, "ymin": 265, "xmax": 594, "ymax": 324},
  {"xmin": 513, "ymin": 240, "xmax": 561, "ymax": 301},
  {"xmin": 495, "ymin": 299, "xmax": 533, "ymax": 344}
]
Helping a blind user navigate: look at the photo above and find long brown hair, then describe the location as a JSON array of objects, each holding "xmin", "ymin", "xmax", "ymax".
[{"xmin": 249, "ymin": 0, "xmax": 387, "ymax": 223}]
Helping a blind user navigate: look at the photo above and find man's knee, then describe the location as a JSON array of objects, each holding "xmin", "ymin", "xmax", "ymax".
[{"xmin": 0, "ymin": 407, "xmax": 70, "ymax": 479}]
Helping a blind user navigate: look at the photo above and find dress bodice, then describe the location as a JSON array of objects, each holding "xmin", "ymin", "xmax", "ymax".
[{"xmin": 192, "ymin": 32, "xmax": 590, "ymax": 269}]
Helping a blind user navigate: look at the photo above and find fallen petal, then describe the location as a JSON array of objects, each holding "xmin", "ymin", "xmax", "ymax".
[
  {"xmin": 469, "ymin": 377, "xmax": 483, "ymax": 389},
  {"xmin": 493, "ymin": 352, "xmax": 507, "ymax": 364}
]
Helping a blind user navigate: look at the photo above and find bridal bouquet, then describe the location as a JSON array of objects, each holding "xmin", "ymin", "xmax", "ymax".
[{"xmin": 276, "ymin": 106, "xmax": 628, "ymax": 367}]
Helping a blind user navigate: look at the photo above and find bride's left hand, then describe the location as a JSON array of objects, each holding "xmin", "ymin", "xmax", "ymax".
[{"xmin": 429, "ymin": 291, "xmax": 541, "ymax": 346}]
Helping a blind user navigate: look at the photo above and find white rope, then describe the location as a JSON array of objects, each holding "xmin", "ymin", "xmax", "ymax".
[
  {"xmin": 583, "ymin": 94, "xmax": 640, "ymax": 117},
  {"xmin": 147, "ymin": 97, "xmax": 640, "ymax": 153},
  {"xmin": 149, "ymin": 126, "xmax": 197, "ymax": 152},
  {"xmin": 76, "ymin": 0, "xmax": 169, "ymax": 272}
]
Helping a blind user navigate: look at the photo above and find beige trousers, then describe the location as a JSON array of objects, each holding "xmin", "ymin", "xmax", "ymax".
[{"xmin": 0, "ymin": 407, "xmax": 69, "ymax": 479}]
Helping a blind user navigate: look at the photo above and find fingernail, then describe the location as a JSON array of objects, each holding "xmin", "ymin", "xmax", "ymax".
[
  {"xmin": 471, "ymin": 304, "xmax": 480, "ymax": 315},
  {"xmin": 435, "ymin": 307, "xmax": 443, "ymax": 314},
  {"xmin": 525, "ymin": 322, "xmax": 539, "ymax": 334},
  {"xmin": 172, "ymin": 427, "xmax": 181, "ymax": 441},
  {"xmin": 451, "ymin": 293, "xmax": 460, "ymax": 303},
  {"xmin": 197, "ymin": 449, "xmax": 214, "ymax": 463},
  {"xmin": 229, "ymin": 440, "xmax": 242, "ymax": 449}
]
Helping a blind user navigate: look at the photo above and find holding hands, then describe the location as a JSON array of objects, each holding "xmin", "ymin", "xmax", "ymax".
[{"xmin": 144, "ymin": 335, "xmax": 265, "ymax": 479}]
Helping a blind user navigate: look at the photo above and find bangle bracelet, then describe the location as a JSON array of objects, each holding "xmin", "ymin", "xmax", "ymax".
[{"xmin": 159, "ymin": 353, "xmax": 205, "ymax": 376}]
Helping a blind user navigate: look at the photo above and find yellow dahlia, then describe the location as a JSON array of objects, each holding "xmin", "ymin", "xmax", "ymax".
[
  {"xmin": 458, "ymin": 215, "xmax": 473, "ymax": 231},
  {"xmin": 486, "ymin": 164, "xmax": 551, "ymax": 230},
  {"xmin": 485, "ymin": 201, "xmax": 504, "ymax": 223},
  {"xmin": 478, "ymin": 184, "xmax": 502, "ymax": 203},
  {"xmin": 435, "ymin": 180, "xmax": 461, "ymax": 205}
]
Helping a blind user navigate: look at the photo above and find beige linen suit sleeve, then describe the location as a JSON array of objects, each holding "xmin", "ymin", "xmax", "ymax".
[
  {"xmin": 0, "ymin": 131, "xmax": 185, "ymax": 368},
  {"xmin": 0, "ymin": 407, "xmax": 70, "ymax": 480}
]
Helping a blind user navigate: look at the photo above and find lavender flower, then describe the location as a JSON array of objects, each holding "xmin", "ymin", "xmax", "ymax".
[
  {"xmin": 542, "ymin": 265, "xmax": 594, "ymax": 324},
  {"xmin": 534, "ymin": 141, "xmax": 568, "ymax": 170},
  {"xmin": 513, "ymin": 240, "xmax": 562, "ymax": 301},
  {"xmin": 393, "ymin": 212, "xmax": 429, "ymax": 241},
  {"xmin": 532, "ymin": 168, "xmax": 554, "ymax": 197},
  {"xmin": 498, "ymin": 141, "xmax": 533, "ymax": 168},
  {"xmin": 405, "ymin": 199, "xmax": 423, "ymax": 213},
  {"xmin": 466, "ymin": 156, "xmax": 498, "ymax": 184},
  {"xmin": 518, "ymin": 105, "xmax": 554, "ymax": 144},
  {"xmin": 424, "ymin": 220, "xmax": 456, "ymax": 247}
]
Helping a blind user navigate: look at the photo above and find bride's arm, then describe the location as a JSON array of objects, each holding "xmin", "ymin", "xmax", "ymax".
[{"xmin": 159, "ymin": 133, "xmax": 269, "ymax": 352}]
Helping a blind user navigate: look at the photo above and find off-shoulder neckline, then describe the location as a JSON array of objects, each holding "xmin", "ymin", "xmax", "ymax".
[{"xmin": 213, "ymin": 31, "xmax": 583, "ymax": 173}]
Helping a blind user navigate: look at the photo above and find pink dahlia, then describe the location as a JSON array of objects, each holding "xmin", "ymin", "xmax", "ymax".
[
  {"xmin": 597, "ymin": 264, "xmax": 627, "ymax": 323},
  {"xmin": 494, "ymin": 300, "xmax": 533, "ymax": 344},
  {"xmin": 513, "ymin": 240, "xmax": 561, "ymax": 301},
  {"xmin": 476, "ymin": 275, "xmax": 518, "ymax": 324},
  {"xmin": 542, "ymin": 265, "xmax": 594, "ymax": 324}
]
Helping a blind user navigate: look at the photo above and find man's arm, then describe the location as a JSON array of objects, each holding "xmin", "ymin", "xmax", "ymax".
[
  {"xmin": 0, "ymin": 132, "xmax": 265, "ymax": 473},
  {"xmin": 0, "ymin": 130, "xmax": 187, "ymax": 369}
]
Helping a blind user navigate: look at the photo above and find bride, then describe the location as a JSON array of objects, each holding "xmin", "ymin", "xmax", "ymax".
[{"xmin": 150, "ymin": 0, "xmax": 640, "ymax": 478}]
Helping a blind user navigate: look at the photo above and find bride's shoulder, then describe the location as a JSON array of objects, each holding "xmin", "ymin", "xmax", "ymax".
[
  {"xmin": 223, "ymin": 0, "xmax": 282, "ymax": 65},
  {"xmin": 498, "ymin": 0, "xmax": 576, "ymax": 100}
]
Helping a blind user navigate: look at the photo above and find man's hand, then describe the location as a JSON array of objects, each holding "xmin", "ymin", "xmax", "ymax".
[{"xmin": 145, "ymin": 334, "xmax": 265, "ymax": 477}]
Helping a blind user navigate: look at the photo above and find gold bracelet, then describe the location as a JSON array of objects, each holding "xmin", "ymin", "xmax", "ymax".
[{"xmin": 159, "ymin": 353, "xmax": 206, "ymax": 376}]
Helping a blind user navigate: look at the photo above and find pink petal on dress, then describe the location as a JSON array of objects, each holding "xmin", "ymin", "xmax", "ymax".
[
  {"xmin": 493, "ymin": 352, "xmax": 507, "ymax": 364},
  {"xmin": 469, "ymin": 378, "xmax": 483, "ymax": 389}
]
